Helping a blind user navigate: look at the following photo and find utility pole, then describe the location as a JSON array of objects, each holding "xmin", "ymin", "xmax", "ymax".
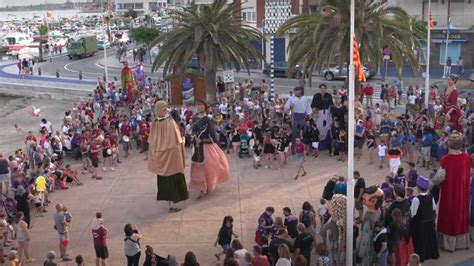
[
  {"xmin": 424, "ymin": 0, "xmax": 432, "ymax": 108},
  {"xmin": 102, "ymin": 0, "xmax": 109, "ymax": 82},
  {"xmin": 346, "ymin": 0, "xmax": 355, "ymax": 264}
]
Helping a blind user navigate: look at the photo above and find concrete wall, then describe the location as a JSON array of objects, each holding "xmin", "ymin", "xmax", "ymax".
[{"xmin": 0, "ymin": 81, "xmax": 89, "ymax": 101}]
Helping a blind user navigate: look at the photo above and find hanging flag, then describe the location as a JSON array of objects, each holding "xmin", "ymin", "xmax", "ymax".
[
  {"xmin": 429, "ymin": 8, "xmax": 434, "ymax": 30},
  {"xmin": 353, "ymin": 35, "xmax": 366, "ymax": 82}
]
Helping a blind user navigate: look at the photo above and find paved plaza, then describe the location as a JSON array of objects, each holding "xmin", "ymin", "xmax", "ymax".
[
  {"xmin": 0, "ymin": 96, "xmax": 471, "ymax": 265},
  {"xmin": 22, "ymin": 143, "xmax": 472, "ymax": 265},
  {"xmin": 0, "ymin": 100, "xmax": 467, "ymax": 266}
]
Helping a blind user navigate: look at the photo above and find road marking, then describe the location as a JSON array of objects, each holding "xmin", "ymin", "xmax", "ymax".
[{"xmin": 63, "ymin": 50, "xmax": 116, "ymax": 75}]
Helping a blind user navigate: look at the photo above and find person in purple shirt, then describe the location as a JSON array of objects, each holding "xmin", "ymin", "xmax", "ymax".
[
  {"xmin": 407, "ymin": 162, "xmax": 418, "ymax": 187},
  {"xmin": 259, "ymin": 207, "xmax": 275, "ymax": 234},
  {"xmin": 394, "ymin": 167, "xmax": 406, "ymax": 186}
]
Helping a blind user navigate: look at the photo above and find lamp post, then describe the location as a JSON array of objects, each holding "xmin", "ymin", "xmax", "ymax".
[
  {"xmin": 424, "ymin": 0, "xmax": 432, "ymax": 108},
  {"xmin": 346, "ymin": 0, "xmax": 355, "ymax": 265},
  {"xmin": 101, "ymin": 0, "xmax": 109, "ymax": 82}
]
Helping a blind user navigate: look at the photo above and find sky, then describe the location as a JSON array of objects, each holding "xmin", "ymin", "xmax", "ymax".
[{"xmin": 0, "ymin": 0, "xmax": 72, "ymax": 8}]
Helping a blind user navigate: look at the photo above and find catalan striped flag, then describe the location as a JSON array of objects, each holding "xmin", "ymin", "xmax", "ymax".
[
  {"xmin": 429, "ymin": 8, "xmax": 434, "ymax": 30},
  {"xmin": 353, "ymin": 35, "xmax": 366, "ymax": 82}
]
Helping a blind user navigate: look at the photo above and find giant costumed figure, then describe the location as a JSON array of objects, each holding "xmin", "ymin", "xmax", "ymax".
[
  {"xmin": 134, "ymin": 62, "xmax": 146, "ymax": 91},
  {"xmin": 433, "ymin": 131, "xmax": 472, "ymax": 251},
  {"xmin": 121, "ymin": 60, "xmax": 136, "ymax": 104},
  {"xmin": 437, "ymin": 74, "xmax": 463, "ymax": 132},
  {"xmin": 189, "ymin": 99, "xmax": 230, "ymax": 200},
  {"xmin": 148, "ymin": 101, "xmax": 189, "ymax": 212},
  {"xmin": 311, "ymin": 84, "xmax": 334, "ymax": 150}
]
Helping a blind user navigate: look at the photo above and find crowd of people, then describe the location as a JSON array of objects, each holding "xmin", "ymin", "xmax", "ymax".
[{"xmin": 0, "ymin": 54, "xmax": 473, "ymax": 266}]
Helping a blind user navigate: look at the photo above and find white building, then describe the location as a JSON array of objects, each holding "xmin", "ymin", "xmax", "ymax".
[{"xmin": 115, "ymin": 0, "xmax": 168, "ymax": 14}]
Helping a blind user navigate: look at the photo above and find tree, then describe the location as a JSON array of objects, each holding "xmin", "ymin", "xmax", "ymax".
[
  {"xmin": 150, "ymin": 0, "xmax": 264, "ymax": 104},
  {"xmin": 277, "ymin": 0, "xmax": 425, "ymax": 87},
  {"xmin": 38, "ymin": 24, "xmax": 48, "ymax": 62},
  {"xmin": 123, "ymin": 9, "xmax": 138, "ymax": 19},
  {"xmin": 129, "ymin": 26, "xmax": 160, "ymax": 63}
]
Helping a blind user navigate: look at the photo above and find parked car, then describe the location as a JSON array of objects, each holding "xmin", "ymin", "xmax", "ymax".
[
  {"xmin": 263, "ymin": 62, "xmax": 302, "ymax": 78},
  {"xmin": 97, "ymin": 40, "xmax": 111, "ymax": 50},
  {"xmin": 321, "ymin": 65, "xmax": 376, "ymax": 81}
]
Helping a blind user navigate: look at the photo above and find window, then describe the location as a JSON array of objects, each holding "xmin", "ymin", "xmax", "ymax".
[
  {"xmin": 439, "ymin": 43, "xmax": 461, "ymax": 65},
  {"xmin": 134, "ymin": 3, "xmax": 144, "ymax": 9},
  {"xmin": 242, "ymin": 11, "xmax": 256, "ymax": 22},
  {"xmin": 123, "ymin": 3, "xmax": 134, "ymax": 9}
]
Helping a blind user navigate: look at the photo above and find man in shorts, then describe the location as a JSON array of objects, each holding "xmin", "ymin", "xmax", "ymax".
[
  {"xmin": 92, "ymin": 212, "xmax": 108, "ymax": 266},
  {"xmin": 54, "ymin": 204, "xmax": 71, "ymax": 261},
  {"xmin": 89, "ymin": 137, "xmax": 102, "ymax": 180}
]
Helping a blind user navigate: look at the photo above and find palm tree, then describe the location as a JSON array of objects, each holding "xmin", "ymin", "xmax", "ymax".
[
  {"xmin": 277, "ymin": 0, "xmax": 425, "ymax": 87},
  {"xmin": 151, "ymin": 0, "xmax": 264, "ymax": 104},
  {"xmin": 38, "ymin": 24, "xmax": 48, "ymax": 62}
]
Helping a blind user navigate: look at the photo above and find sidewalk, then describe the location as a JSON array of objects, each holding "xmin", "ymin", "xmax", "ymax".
[{"xmin": 0, "ymin": 61, "xmax": 96, "ymax": 86}]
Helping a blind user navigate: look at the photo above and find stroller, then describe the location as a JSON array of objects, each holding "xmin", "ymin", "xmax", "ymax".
[
  {"xmin": 218, "ymin": 130, "xmax": 228, "ymax": 149},
  {"xmin": 238, "ymin": 134, "xmax": 250, "ymax": 158},
  {"xmin": 0, "ymin": 195, "xmax": 17, "ymax": 224}
]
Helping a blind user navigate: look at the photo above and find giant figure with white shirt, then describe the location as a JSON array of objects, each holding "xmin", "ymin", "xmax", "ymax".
[{"xmin": 284, "ymin": 87, "xmax": 312, "ymax": 153}]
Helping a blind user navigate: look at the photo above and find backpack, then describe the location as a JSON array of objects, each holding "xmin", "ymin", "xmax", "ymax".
[
  {"xmin": 399, "ymin": 207, "xmax": 412, "ymax": 243},
  {"xmin": 301, "ymin": 211, "xmax": 311, "ymax": 228}
]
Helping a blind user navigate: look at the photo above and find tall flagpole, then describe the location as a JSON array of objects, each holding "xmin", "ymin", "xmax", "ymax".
[
  {"xmin": 346, "ymin": 0, "xmax": 355, "ymax": 264},
  {"xmin": 424, "ymin": 0, "xmax": 432, "ymax": 108},
  {"xmin": 102, "ymin": 0, "xmax": 109, "ymax": 82}
]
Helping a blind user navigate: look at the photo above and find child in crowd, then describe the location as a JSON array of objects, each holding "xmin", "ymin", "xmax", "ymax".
[
  {"xmin": 63, "ymin": 206, "xmax": 72, "ymax": 223},
  {"xmin": 255, "ymin": 218, "xmax": 266, "ymax": 246},
  {"xmin": 378, "ymin": 141, "xmax": 388, "ymax": 169},
  {"xmin": 317, "ymin": 198, "xmax": 328, "ymax": 225},
  {"xmin": 409, "ymin": 253, "xmax": 421, "ymax": 266},
  {"xmin": 32, "ymin": 191, "xmax": 44, "ymax": 217},
  {"xmin": 252, "ymin": 139, "xmax": 262, "ymax": 169},
  {"xmin": 262, "ymin": 133, "xmax": 275, "ymax": 169},
  {"xmin": 366, "ymin": 129, "xmax": 376, "ymax": 164},
  {"xmin": 407, "ymin": 162, "xmax": 418, "ymax": 187},
  {"xmin": 214, "ymin": 216, "xmax": 238, "ymax": 261},
  {"xmin": 374, "ymin": 220, "xmax": 388, "ymax": 266},
  {"xmin": 388, "ymin": 145, "xmax": 402, "ymax": 176},
  {"xmin": 337, "ymin": 128, "xmax": 346, "ymax": 162},
  {"xmin": 294, "ymin": 138, "xmax": 307, "ymax": 180},
  {"xmin": 316, "ymin": 243, "xmax": 330, "ymax": 266},
  {"xmin": 394, "ymin": 167, "xmax": 406, "ymax": 186}
]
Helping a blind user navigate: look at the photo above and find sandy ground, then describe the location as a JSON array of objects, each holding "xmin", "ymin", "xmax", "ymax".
[{"xmin": 0, "ymin": 96, "xmax": 74, "ymax": 155}]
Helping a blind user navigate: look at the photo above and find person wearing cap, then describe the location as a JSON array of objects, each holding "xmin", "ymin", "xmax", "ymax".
[
  {"xmin": 410, "ymin": 176, "xmax": 439, "ymax": 262},
  {"xmin": 437, "ymin": 74, "xmax": 463, "ymax": 132},
  {"xmin": 433, "ymin": 131, "xmax": 472, "ymax": 252},
  {"xmin": 8, "ymin": 250, "xmax": 19, "ymax": 265},
  {"xmin": 148, "ymin": 101, "xmax": 189, "ymax": 212}
]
